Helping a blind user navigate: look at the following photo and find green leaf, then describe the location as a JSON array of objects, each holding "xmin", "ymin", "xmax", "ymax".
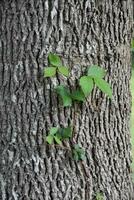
[
  {"xmin": 56, "ymin": 85, "xmax": 72, "ymax": 107},
  {"xmin": 54, "ymin": 136, "xmax": 62, "ymax": 144},
  {"xmin": 46, "ymin": 135, "xmax": 54, "ymax": 144},
  {"xmin": 71, "ymin": 89, "xmax": 85, "ymax": 102},
  {"xmin": 73, "ymin": 144, "xmax": 86, "ymax": 161},
  {"xmin": 94, "ymin": 78, "xmax": 112, "ymax": 99},
  {"xmin": 88, "ymin": 65, "xmax": 106, "ymax": 78},
  {"xmin": 59, "ymin": 127, "xmax": 72, "ymax": 139},
  {"xmin": 48, "ymin": 53, "xmax": 62, "ymax": 67},
  {"xmin": 50, "ymin": 127, "xmax": 59, "ymax": 135},
  {"xmin": 58, "ymin": 66, "xmax": 69, "ymax": 77},
  {"xmin": 74, "ymin": 144, "xmax": 84, "ymax": 153},
  {"xmin": 44, "ymin": 67, "xmax": 56, "ymax": 77},
  {"xmin": 79, "ymin": 76, "xmax": 94, "ymax": 97}
]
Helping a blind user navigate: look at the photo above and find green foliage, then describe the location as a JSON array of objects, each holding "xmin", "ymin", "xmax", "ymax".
[
  {"xmin": 46, "ymin": 126, "xmax": 72, "ymax": 145},
  {"xmin": 56, "ymin": 85, "xmax": 72, "ymax": 107},
  {"xmin": 48, "ymin": 53, "xmax": 62, "ymax": 67},
  {"xmin": 44, "ymin": 54, "xmax": 113, "ymax": 162},
  {"xmin": 58, "ymin": 127, "xmax": 72, "ymax": 139},
  {"xmin": 71, "ymin": 89, "xmax": 85, "ymax": 102},
  {"xmin": 46, "ymin": 127, "xmax": 61, "ymax": 144},
  {"xmin": 94, "ymin": 78, "xmax": 112, "ymax": 99},
  {"xmin": 44, "ymin": 67, "xmax": 56, "ymax": 77},
  {"xmin": 79, "ymin": 76, "xmax": 94, "ymax": 97},
  {"xmin": 49, "ymin": 127, "xmax": 59, "ymax": 135},
  {"xmin": 58, "ymin": 66, "xmax": 69, "ymax": 76},
  {"xmin": 96, "ymin": 192, "xmax": 104, "ymax": 200},
  {"xmin": 56, "ymin": 85, "xmax": 85, "ymax": 107},
  {"xmin": 79, "ymin": 65, "xmax": 112, "ymax": 99},
  {"xmin": 72, "ymin": 144, "xmax": 86, "ymax": 161},
  {"xmin": 53, "ymin": 135, "xmax": 62, "ymax": 145},
  {"xmin": 44, "ymin": 53, "xmax": 69, "ymax": 77},
  {"xmin": 46, "ymin": 134, "xmax": 54, "ymax": 144},
  {"xmin": 88, "ymin": 65, "xmax": 106, "ymax": 78}
]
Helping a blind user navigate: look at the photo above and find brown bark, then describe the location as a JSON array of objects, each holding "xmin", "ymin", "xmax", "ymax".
[{"xmin": 0, "ymin": 0, "xmax": 133, "ymax": 199}]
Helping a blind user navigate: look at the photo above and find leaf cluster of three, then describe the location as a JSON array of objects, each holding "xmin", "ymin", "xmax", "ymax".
[
  {"xmin": 44, "ymin": 53, "xmax": 112, "ymax": 107},
  {"xmin": 46, "ymin": 126, "xmax": 85, "ymax": 161},
  {"xmin": 44, "ymin": 53, "xmax": 112, "ymax": 161}
]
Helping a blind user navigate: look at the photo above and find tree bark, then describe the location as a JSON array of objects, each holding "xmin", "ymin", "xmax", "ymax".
[{"xmin": 0, "ymin": 0, "xmax": 133, "ymax": 199}]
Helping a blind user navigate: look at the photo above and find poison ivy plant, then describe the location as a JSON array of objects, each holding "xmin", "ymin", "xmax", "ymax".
[
  {"xmin": 44, "ymin": 60, "xmax": 112, "ymax": 162},
  {"xmin": 56, "ymin": 85, "xmax": 85, "ymax": 107},
  {"xmin": 72, "ymin": 144, "xmax": 86, "ymax": 161},
  {"xmin": 58, "ymin": 127, "xmax": 72, "ymax": 139},
  {"xmin": 94, "ymin": 78, "xmax": 112, "ymax": 98},
  {"xmin": 80, "ymin": 65, "xmax": 112, "ymax": 99},
  {"xmin": 46, "ymin": 126, "xmax": 72, "ymax": 145},
  {"xmin": 46, "ymin": 127, "xmax": 61, "ymax": 145},
  {"xmin": 58, "ymin": 66, "xmax": 69, "ymax": 76},
  {"xmin": 88, "ymin": 65, "xmax": 106, "ymax": 78},
  {"xmin": 44, "ymin": 53, "xmax": 69, "ymax": 77}
]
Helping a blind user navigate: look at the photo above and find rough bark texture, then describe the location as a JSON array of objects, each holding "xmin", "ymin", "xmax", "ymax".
[{"xmin": 0, "ymin": 0, "xmax": 133, "ymax": 199}]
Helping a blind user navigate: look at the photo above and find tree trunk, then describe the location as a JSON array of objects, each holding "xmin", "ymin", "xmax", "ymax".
[{"xmin": 0, "ymin": 0, "xmax": 133, "ymax": 199}]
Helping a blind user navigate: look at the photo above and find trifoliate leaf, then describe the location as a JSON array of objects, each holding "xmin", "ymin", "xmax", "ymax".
[
  {"xmin": 48, "ymin": 53, "xmax": 62, "ymax": 67},
  {"xmin": 79, "ymin": 76, "xmax": 94, "ymax": 97},
  {"xmin": 88, "ymin": 65, "xmax": 106, "ymax": 78},
  {"xmin": 46, "ymin": 135, "xmax": 54, "ymax": 144},
  {"xmin": 44, "ymin": 67, "xmax": 56, "ymax": 77},
  {"xmin": 56, "ymin": 85, "xmax": 72, "ymax": 107},
  {"xmin": 58, "ymin": 66, "xmax": 69, "ymax": 77},
  {"xmin": 71, "ymin": 89, "xmax": 85, "ymax": 102},
  {"xmin": 94, "ymin": 78, "xmax": 112, "ymax": 99}
]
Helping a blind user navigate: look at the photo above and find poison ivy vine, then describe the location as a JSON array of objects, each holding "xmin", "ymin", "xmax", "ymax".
[
  {"xmin": 80, "ymin": 65, "xmax": 112, "ymax": 98},
  {"xmin": 46, "ymin": 126, "xmax": 72, "ymax": 145},
  {"xmin": 44, "ymin": 53, "xmax": 69, "ymax": 77},
  {"xmin": 44, "ymin": 53, "xmax": 112, "ymax": 161}
]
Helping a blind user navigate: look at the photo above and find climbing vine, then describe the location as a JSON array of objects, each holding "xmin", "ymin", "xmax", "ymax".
[
  {"xmin": 46, "ymin": 126, "xmax": 72, "ymax": 145},
  {"xmin": 44, "ymin": 53, "xmax": 112, "ymax": 161}
]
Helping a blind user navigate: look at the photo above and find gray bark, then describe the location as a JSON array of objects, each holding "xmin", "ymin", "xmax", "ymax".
[{"xmin": 0, "ymin": 0, "xmax": 133, "ymax": 199}]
